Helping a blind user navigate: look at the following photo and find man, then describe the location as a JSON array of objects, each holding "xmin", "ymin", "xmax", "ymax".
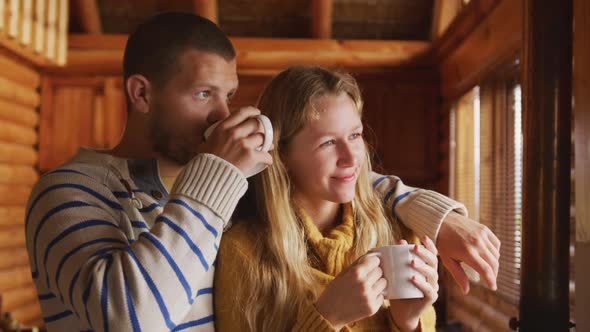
[{"xmin": 26, "ymin": 12, "xmax": 499, "ymax": 331}]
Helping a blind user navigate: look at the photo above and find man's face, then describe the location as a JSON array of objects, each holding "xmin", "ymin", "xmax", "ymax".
[{"xmin": 149, "ymin": 50, "xmax": 238, "ymax": 165}]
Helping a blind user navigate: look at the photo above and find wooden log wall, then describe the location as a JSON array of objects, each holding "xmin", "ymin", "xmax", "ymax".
[{"xmin": 0, "ymin": 52, "xmax": 42, "ymax": 327}]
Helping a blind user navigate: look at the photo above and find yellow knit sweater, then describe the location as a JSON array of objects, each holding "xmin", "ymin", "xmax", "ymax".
[{"xmin": 214, "ymin": 204, "xmax": 436, "ymax": 331}]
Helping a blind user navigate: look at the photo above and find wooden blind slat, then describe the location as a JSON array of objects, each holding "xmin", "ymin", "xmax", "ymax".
[
  {"xmin": 7, "ymin": 0, "xmax": 18, "ymax": 38},
  {"xmin": 44, "ymin": 0, "xmax": 57, "ymax": 60}
]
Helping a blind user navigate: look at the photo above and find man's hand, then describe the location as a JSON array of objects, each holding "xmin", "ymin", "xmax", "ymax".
[
  {"xmin": 200, "ymin": 107, "xmax": 273, "ymax": 175},
  {"xmin": 436, "ymin": 212, "xmax": 500, "ymax": 294}
]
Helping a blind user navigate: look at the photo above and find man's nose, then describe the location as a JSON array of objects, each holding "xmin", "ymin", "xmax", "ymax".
[{"xmin": 207, "ymin": 99, "xmax": 231, "ymax": 124}]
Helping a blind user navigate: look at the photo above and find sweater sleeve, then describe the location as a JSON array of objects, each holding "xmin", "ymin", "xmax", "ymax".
[
  {"xmin": 370, "ymin": 172, "xmax": 468, "ymax": 242},
  {"xmin": 26, "ymin": 153, "xmax": 247, "ymax": 332}
]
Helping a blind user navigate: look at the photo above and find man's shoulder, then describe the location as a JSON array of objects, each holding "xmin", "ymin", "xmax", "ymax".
[{"xmin": 31, "ymin": 150, "xmax": 120, "ymax": 199}]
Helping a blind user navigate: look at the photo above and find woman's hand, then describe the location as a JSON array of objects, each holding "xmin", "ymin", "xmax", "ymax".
[
  {"xmin": 389, "ymin": 237, "xmax": 439, "ymax": 332},
  {"xmin": 315, "ymin": 255, "xmax": 387, "ymax": 330}
]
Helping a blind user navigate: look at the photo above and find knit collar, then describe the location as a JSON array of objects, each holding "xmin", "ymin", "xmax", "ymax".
[{"xmin": 299, "ymin": 203, "xmax": 355, "ymax": 276}]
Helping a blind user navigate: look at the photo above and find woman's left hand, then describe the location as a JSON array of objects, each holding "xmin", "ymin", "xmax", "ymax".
[{"xmin": 388, "ymin": 236, "xmax": 439, "ymax": 332}]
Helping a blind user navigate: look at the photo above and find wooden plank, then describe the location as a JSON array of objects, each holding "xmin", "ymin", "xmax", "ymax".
[
  {"xmin": 59, "ymin": 36, "xmax": 431, "ymax": 74},
  {"xmin": 311, "ymin": 0, "xmax": 333, "ymax": 39},
  {"xmin": 574, "ymin": 0, "xmax": 590, "ymax": 244},
  {"xmin": 7, "ymin": 0, "xmax": 18, "ymax": 38},
  {"xmin": 70, "ymin": 0, "xmax": 101, "ymax": 34},
  {"xmin": 93, "ymin": 94, "xmax": 105, "ymax": 148},
  {"xmin": 430, "ymin": 0, "xmax": 463, "ymax": 40},
  {"xmin": 0, "ymin": 141, "xmax": 38, "ymax": 166},
  {"xmin": 104, "ymin": 78, "xmax": 125, "ymax": 147},
  {"xmin": 0, "ymin": 53, "xmax": 40, "ymax": 88},
  {"xmin": 192, "ymin": 0, "xmax": 218, "ymax": 24},
  {"xmin": 19, "ymin": 0, "xmax": 32, "ymax": 46},
  {"xmin": 0, "ymin": 28, "xmax": 52, "ymax": 66},
  {"xmin": 0, "ymin": 98, "xmax": 39, "ymax": 127},
  {"xmin": 45, "ymin": 0, "xmax": 57, "ymax": 61},
  {"xmin": 32, "ymin": 0, "xmax": 45, "ymax": 54},
  {"xmin": 0, "ymin": 247, "xmax": 28, "ymax": 269},
  {"xmin": 0, "ymin": 225, "xmax": 26, "ymax": 249},
  {"xmin": 0, "ymin": 0, "xmax": 5, "ymax": 31},
  {"xmin": 430, "ymin": 0, "xmax": 500, "ymax": 61},
  {"xmin": 56, "ymin": 0, "xmax": 67, "ymax": 65},
  {"xmin": 439, "ymin": 0, "xmax": 522, "ymax": 100},
  {"xmin": 0, "ymin": 265, "xmax": 32, "ymax": 292},
  {"xmin": 0, "ymin": 184, "xmax": 32, "ymax": 205},
  {"xmin": 0, "ymin": 76, "xmax": 40, "ymax": 108},
  {"xmin": 574, "ymin": 0, "xmax": 590, "ymax": 327},
  {"xmin": 38, "ymin": 76, "xmax": 54, "ymax": 172},
  {"xmin": 1, "ymin": 286, "xmax": 38, "ymax": 312},
  {"xmin": 0, "ymin": 206, "xmax": 26, "ymax": 226},
  {"xmin": 0, "ymin": 119, "xmax": 37, "ymax": 145},
  {"xmin": 0, "ymin": 164, "xmax": 38, "ymax": 185}
]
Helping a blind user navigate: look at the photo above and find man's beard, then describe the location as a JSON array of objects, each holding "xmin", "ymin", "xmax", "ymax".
[{"xmin": 151, "ymin": 123, "xmax": 198, "ymax": 165}]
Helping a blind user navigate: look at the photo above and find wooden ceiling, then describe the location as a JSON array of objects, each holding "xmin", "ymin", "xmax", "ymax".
[{"xmin": 69, "ymin": 0, "xmax": 435, "ymax": 40}]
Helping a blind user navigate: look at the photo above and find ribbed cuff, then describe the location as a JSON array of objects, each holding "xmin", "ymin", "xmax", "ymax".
[
  {"xmin": 293, "ymin": 304, "xmax": 338, "ymax": 332},
  {"xmin": 171, "ymin": 153, "xmax": 248, "ymax": 222},
  {"xmin": 405, "ymin": 190, "xmax": 467, "ymax": 242}
]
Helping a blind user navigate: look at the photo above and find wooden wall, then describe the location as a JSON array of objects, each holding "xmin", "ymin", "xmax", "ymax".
[{"xmin": 0, "ymin": 51, "xmax": 42, "ymax": 327}]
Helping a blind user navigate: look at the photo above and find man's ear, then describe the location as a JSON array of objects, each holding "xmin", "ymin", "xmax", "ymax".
[{"xmin": 126, "ymin": 74, "xmax": 152, "ymax": 114}]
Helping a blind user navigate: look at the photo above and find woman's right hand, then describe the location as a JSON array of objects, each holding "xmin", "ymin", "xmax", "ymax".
[{"xmin": 315, "ymin": 255, "xmax": 387, "ymax": 330}]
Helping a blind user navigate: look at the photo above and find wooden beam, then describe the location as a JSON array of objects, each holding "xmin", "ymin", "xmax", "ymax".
[
  {"xmin": 430, "ymin": 0, "xmax": 463, "ymax": 40},
  {"xmin": 311, "ymin": 0, "xmax": 333, "ymax": 39},
  {"xmin": 192, "ymin": 0, "xmax": 218, "ymax": 25},
  {"xmin": 70, "ymin": 0, "xmax": 102, "ymax": 34},
  {"xmin": 438, "ymin": 0, "xmax": 521, "ymax": 100},
  {"xmin": 57, "ymin": 34, "xmax": 430, "ymax": 75},
  {"xmin": 431, "ymin": 0, "xmax": 501, "ymax": 62},
  {"xmin": 519, "ymin": 0, "xmax": 572, "ymax": 329},
  {"xmin": 574, "ymin": 0, "xmax": 590, "ymax": 329}
]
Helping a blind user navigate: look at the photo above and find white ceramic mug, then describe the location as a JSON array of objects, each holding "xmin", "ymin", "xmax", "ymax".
[
  {"xmin": 203, "ymin": 114, "xmax": 273, "ymax": 177},
  {"xmin": 366, "ymin": 244, "xmax": 425, "ymax": 300}
]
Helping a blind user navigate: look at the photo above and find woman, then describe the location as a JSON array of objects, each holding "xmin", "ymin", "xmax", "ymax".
[{"xmin": 214, "ymin": 66, "xmax": 439, "ymax": 331}]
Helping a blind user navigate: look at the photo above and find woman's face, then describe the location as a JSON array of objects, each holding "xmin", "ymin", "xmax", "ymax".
[{"xmin": 283, "ymin": 93, "xmax": 366, "ymax": 205}]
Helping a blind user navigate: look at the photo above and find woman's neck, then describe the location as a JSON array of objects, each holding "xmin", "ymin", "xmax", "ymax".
[{"xmin": 295, "ymin": 196, "xmax": 341, "ymax": 235}]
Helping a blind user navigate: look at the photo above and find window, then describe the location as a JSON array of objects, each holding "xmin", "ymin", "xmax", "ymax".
[{"xmin": 452, "ymin": 79, "xmax": 523, "ymax": 304}]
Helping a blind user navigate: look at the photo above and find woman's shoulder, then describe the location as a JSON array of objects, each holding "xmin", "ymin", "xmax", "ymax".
[{"xmin": 219, "ymin": 219, "xmax": 259, "ymax": 257}]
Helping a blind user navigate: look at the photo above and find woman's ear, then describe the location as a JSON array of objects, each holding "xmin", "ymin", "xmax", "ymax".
[{"xmin": 126, "ymin": 74, "xmax": 151, "ymax": 114}]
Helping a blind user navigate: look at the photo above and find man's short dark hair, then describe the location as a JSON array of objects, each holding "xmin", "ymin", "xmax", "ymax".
[{"xmin": 123, "ymin": 12, "xmax": 235, "ymax": 93}]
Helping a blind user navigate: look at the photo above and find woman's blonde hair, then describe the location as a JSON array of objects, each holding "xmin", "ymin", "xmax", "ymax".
[{"xmin": 235, "ymin": 65, "xmax": 399, "ymax": 331}]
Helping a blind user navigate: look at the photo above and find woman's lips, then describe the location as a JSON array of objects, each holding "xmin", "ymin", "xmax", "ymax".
[{"xmin": 332, "ymin": 173, "xmax": 356, "ymax": 182}]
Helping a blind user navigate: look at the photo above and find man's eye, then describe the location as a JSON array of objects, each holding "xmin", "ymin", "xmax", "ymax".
[
  {"xmin": 195, "ymin": 91, "xmax": 210, "ymax": 99},
  {"xmin": 350, "ymin": 133, "xmax": 363, "ymax": 140},
  {"xmin": 320, "ymin": 140, "xmax": 335, "ymax": 148}
]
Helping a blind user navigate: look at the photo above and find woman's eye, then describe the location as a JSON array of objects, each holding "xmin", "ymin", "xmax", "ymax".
[
  {"xmin": 350, "ymin": 133, "xmax": 363, "ymax": 140},
  {"xmin": 195, "ymin": 91, "xmax": 210, "ymax": 99},
  {"xmin": 320, "ymin": 140, "xmax": 336, "ymax": 148}
]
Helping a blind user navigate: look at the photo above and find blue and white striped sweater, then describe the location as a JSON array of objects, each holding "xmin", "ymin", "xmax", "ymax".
[{"xmin": 26, "ymin": 150, "xmax": 247, "ymax": 332}]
